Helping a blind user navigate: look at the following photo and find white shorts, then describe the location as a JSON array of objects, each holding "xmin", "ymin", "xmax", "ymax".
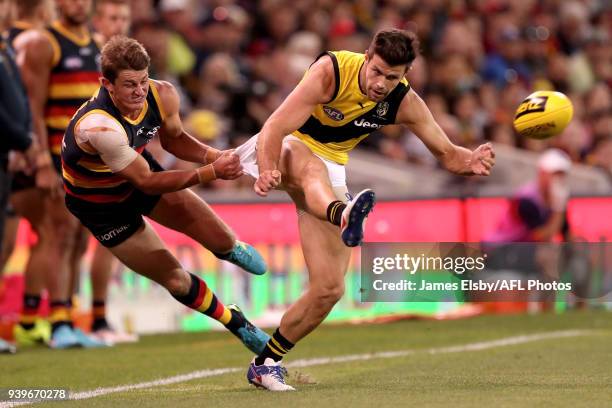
[{"xmin": 235, "ymin": 134, "xmax": 349, "ymax": 204}]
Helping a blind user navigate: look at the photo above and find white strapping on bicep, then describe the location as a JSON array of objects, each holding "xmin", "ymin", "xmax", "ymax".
[{"xmin": 77, "ymin": 113, "xmax": 138, "ymax": 172}]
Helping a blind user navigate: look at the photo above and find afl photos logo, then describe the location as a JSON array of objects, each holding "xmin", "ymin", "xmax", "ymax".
[
  {"xmin": 515, "ymin": 96, "xmax": 548, "ymax": 119},
  {"xmin": 323, "ymin": 106, "xmax": 345, "ymax": 121}
]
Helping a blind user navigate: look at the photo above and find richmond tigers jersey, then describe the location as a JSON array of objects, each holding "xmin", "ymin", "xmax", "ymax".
[
  {"xmin": 292, "ymin": 51, "xmax": 410, "ymax": 165},
  {"xmin": 61, "ymin": 81, "xmax": 166, "ymax": 203},
  {"xmin": 45, "ymin": 21, "xmax": 101, "ymax": 156}
]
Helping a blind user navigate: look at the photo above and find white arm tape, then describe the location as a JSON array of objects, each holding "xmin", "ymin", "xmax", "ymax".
[{"xmin": 77, "ymin": 113, "xmax": 139, "ymax": 172}]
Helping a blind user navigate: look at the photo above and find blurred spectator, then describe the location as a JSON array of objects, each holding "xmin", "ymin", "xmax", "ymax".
[{"xmin": 123, "ymin": 0, "xmax": 611, "ymax": 189}]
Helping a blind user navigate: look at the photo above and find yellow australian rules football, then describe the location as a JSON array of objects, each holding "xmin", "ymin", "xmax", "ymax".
[{"xmin": 513, "ymin": 91, "xmax": 574, "ymax": 139}]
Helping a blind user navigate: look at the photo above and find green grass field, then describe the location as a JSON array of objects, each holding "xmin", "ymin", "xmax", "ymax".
[{"xmin": 1, "ymin": 310, "xmax": 611, "ymax": 407}]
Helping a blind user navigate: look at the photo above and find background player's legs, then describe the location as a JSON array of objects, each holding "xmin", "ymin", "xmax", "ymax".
[
  {"xmin": 10, "ymin": 189, "xmax": 58, "ymax": 345},
  {"xmin": 0, "ymin": 213, "xmax": 19, "ymax": 273},
  {"xmin": 107, "ymin": 220, "xmax": 268, "ymax": 353},
  {"xmin": 89, "ymin": 243, "xmax": 116, "ymax": 331},
  {"xmin": 68, "ymin": 224, "xmax": 90, "ymax": 314},
  {"xmin": 0, "ymin": 212, "xmax": 19, "ymax": 302}
]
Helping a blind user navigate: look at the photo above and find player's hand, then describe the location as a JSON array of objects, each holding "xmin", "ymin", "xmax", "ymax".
[
  {"xmin": 469, "ymin": 143, "xmax": 495, "ymax": 176},
  {"xmin": 212, "ymin": 149, "xmax": 242, "ymax": 180},
  {"xmin": 8, "ymin": 151, "xmax": 29, "ymax": 174},
  {"xmin": 36, "ymin": 167, "xmax": 63, "ymax": 198},
  {"xmin": 254, "ymin": 169, "xmax": 281, "ymax": 197}
]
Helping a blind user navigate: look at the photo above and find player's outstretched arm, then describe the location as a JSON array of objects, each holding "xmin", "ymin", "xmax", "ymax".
[
  {"xmin": 76, "ymin": 117, "xmax": 242, "ymax": 195},
  {"xmin": 254, "ymin": 56, "xmax": 335, "ymax": 196},
  {"xmin": 155, "ymin": 80, "xmax": 221, "ymax": 164},
  {"xmin": 396, "ymin": 90, "xmax": 495, "ymax": 176}
]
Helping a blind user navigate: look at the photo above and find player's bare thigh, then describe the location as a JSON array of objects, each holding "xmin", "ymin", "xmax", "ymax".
[
  {"xmin": 147, "ymin": 189, "xmax": 235, "ymax": 253},
  {"xmin": 278, "ymin": 138, "xmax": 332, "ymax": 193},
  {"xmin": 279, "ymin": 138, "xmax": 333, "ymax": 202},
  {"xmin": 12, "ymin": 188, "xmax": 79, "ymax": 242},
  {"xmin": 107, "ymin": 221, "xmax": 185, "ymax": 291}
]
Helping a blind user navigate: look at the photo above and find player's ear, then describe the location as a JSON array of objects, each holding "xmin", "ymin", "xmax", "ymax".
[{"xmin": 101, "ymin": 77, "xmax": 112, "ymax": 92}]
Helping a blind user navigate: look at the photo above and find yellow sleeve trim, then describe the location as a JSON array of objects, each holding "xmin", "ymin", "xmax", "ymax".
[
  {"xmin": 42, "ymin": 29, "xmax": 61, "ymax": 68},
  {"xmin": 149, "ymin": 81, "xmax": 167, "ymax": 121}
]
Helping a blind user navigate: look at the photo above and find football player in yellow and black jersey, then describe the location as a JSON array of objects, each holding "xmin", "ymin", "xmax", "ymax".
[
  {"xmin": 62, "ymin": 36, "xmax": 271, "ymax": 354},
  {"xmin": 240, "ymin": 29, "xmax": 496, "ymax": 390}
]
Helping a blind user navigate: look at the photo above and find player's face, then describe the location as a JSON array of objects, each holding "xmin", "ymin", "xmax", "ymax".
[
  {"xmin": 108, "ymin": 70, "xmax": 149, "ymax": 113},
  {"xmin": 57, "ymin": 0, "xmax": 92, "ymax": 25},
  {"xmin": 363, "ymin": 53, "xmax": 408, "ymax": 102},
  {"xmin": 0, "ymin": 0, "xmax": 12, "ymax": 30},
  {"xmin": 95, "ymin": 3, "xmax": 131, "ymax": 39}
]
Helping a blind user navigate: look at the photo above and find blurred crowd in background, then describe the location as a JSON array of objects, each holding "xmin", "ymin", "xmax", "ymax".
[{"xmin": 111, "ymin": 0, "xmax": 611, "ymax": 186}]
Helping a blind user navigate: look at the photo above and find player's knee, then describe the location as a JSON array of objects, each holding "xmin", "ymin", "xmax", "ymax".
[
  {"xmin": 314, "ymin": 282, "xmax": 345, "ymax": 306},
  {"xmin": 302, "ymin": 160, "xmax": 326, "ymax": 182},
  {"xmin": 163, "ymin": 270, "xmax": 191, "ymax": 296},
  {"xmin": 31, "ymin": 217, "xmax": 57, "ymax": 246},
  {"xmin": 73, "ymin": 230, "xmax": 90, "ymax": 257},
  {"xmin": 210, "ymin": 233, "xmax": 235, "ymax": 255}
]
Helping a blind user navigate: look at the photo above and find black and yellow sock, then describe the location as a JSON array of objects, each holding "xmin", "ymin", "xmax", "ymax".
[
  {"xmin": 91, "ymin": 300, "xmax": 109, "ymax": 331},
  {"xmin": 19, "ymin": 294, "xmax": 41, "ymax": 330},
  {"xmin": 255, "ymin": 328, "xmax": 294, "ymax": 365},
  {"xmin": 327, "ymin": 200, "xmax": 346, "ymax": 226},
  {"xmin": 50, "ymin": 300, "xmax": 72, "ymax": 334}
]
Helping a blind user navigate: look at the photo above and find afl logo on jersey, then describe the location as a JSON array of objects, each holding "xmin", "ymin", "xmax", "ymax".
[
  {"xmin": 79, "ymin": 47, "xmax": 92, "ymax": 56},
  {"xmin": 376, "ymin": 101, "xmax": 389, "ymax": 117},
  {"xmin": 64, "ymin": 56, "xmax": 84, "ymax": 69},
  {"xmin": 323, "ymin": 106, "xmax": 344, "ymax": 121}
]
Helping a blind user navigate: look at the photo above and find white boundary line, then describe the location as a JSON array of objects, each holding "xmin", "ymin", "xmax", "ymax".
[{"xmin": 1, "ymin": 330, "xmax": 593, "ymax": 407}]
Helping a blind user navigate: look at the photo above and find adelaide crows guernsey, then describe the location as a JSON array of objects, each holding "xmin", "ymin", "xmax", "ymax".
[
  {"xmin": 4, "ymin": 21, "xmax": 32, "ymax": 46},
  {"xmin": 292, "ymin": 51, "xmax": 410, "ymax": 165},
  {"xmin": 45, "ymin": 22, "xmax": 100, "ymax": 156},
  {"xmin": 61, "ymin": 81, "xmax": 166, "ymax": 203}
]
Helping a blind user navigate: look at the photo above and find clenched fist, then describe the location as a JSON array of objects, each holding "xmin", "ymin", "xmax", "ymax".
[
  {"xmin": 254, "ymin": 169, "xmax": 281, "ymax": 196},
  {"xmin": 212, "ymin": 150, "xmax": 243, "ymax": 180},
  {"xmin": 469, "ymin": 143, "xmax": 496, "ymax": 176}
]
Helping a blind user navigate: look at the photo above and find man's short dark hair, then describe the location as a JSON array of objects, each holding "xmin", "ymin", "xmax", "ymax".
[
  {"xmin": 367, "ymin": 29, "xmax": 420, "ymax": 67},
  {"xmin": 101, "ymin": 36, "xmax": 150, "ymax": 83}
]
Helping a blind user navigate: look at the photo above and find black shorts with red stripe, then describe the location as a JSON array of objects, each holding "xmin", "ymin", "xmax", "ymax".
[{"xmin": 65, "ymin": 151, "xmax": 163, "ymax": 248}]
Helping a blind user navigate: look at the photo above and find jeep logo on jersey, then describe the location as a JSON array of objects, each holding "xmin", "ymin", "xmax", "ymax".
[
  {"xmin": 354, "ymin": 118, "xmax": 383, "ymax": 129},
  {"xmin": 137, "ymin": 126, "xmax": 160, "ymax": 141},
  {"xmin": 376, "ymin": 101, "xmax": 389, "ymax": 117},
  {"xmin": 64, "ymin": 56, "xmax": 83, "ymax": 69},
  {"xmin": 323, "ymin": 106, "xmax": 344, "ymax": 121}
]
